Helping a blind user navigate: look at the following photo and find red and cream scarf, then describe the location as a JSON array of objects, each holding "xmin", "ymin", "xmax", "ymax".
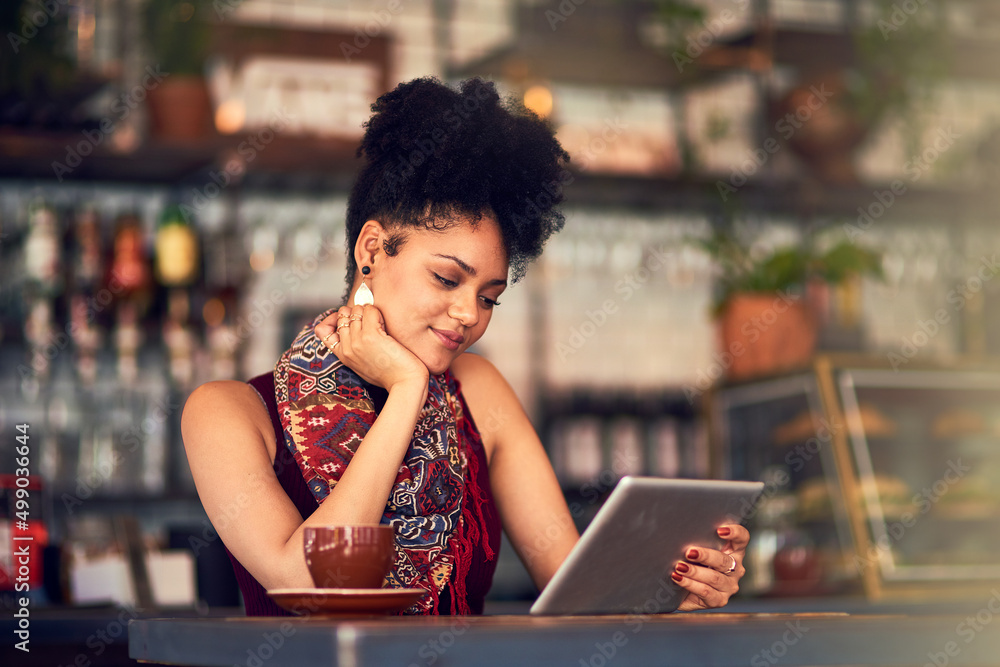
[{"xmin": 274, "ymin": 308, "xmax": 490, "ymax": 613}]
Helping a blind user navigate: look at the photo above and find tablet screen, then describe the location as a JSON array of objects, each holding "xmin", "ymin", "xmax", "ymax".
[{"xmin": 530, "ymin": 476, "xmax": 764, "ymax": 615}]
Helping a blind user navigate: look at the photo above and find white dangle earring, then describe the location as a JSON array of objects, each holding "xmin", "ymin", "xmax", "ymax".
[{"xmin": 354, "ymin": 265, "xmax": 374, "ymax": 306}]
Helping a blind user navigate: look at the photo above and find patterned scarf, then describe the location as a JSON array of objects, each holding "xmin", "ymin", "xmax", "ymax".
[{"xmin": 274, "ymin": 308, "xmax": 486, "ymax": 614}]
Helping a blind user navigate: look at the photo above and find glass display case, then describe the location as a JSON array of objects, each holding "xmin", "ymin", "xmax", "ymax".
[{"xmin": 711, "ymin": 355, "xmax": 1000, "ymax": 600}]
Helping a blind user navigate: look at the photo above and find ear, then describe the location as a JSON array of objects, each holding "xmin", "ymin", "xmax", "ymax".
[{"xmin": 354, "ymin": 220, "xmax": 385, "ymax": 271}]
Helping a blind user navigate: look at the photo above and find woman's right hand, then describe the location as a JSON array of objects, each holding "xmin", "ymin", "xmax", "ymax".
[{"xmin": 315, "ymin": 305, "xmax": 429, "ymax": 399}]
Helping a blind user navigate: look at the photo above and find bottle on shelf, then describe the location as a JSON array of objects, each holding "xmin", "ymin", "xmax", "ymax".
[
  {"xmin": 106, "ymin": 212, "xmax": 152, "ymax": 313},
  {"xmin": 70, "ymin": 204, "xmax": 104, "ymax": 295},
  {"xmin": 24, "ymin": 200, "xmax": 63, "ymax": 298},
  {"xmin": 154, "ymin": 204, "xmax": 200, "ymax": 289}
]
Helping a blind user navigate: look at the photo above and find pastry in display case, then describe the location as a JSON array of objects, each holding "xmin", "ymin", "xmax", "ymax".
[
  {"xmin": 837, "ymin": 366, "xmax": 1000, "ymax": 591},
  {"xmin": 711, "ymin": 355, "xmax": 1000, "ymax": 600},
  {"xmin": 711, "ymin": 372, "xmax": 857, "ymax": 597}
]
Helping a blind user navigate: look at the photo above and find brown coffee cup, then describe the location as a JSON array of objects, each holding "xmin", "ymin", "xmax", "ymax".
[{"xmin": 303, "ymin": 525, "xmax": 394, "ymax": 589}]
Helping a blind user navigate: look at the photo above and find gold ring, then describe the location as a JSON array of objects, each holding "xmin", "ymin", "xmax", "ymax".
[
  {"xmin": 322, "ymin": 332, "xmax": 336, "ymax": 345},
  {"xmin": 724, "ymin": 554, "xmax": 737, "ymax": 574},
  {"xmin": 350, "ymin": 315, "xmax": 363, "ymax": 322},
  {"xmin": 337, "ymin": 322, "xmax": 350, "ymax": 331}
]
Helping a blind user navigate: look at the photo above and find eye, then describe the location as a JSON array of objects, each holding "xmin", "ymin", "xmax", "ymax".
[
  {"xmin": 434, "ymin": 273, "xmax": 458, "ymax": 288},
  {"xmin": 480, "ymin": 296, "xmax": 501, "ymax": 308}
]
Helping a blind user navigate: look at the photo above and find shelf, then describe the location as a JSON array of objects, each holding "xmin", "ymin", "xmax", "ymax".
[
  {"xmin": 691, "ymin": 25, "xmax": 1000, "ymax": 83},
  {"xmin": 451, "ymin": 0, "xmax": 1000, "ymax": 88},
  {"xmin": 562, "ymin": 170, "xmax": 998, "ymax": 220},
  {"xmin": 538, "ymin": 385, "xmax": 697, "ymax": 419},
  {"xmin": 4, "ymin": 137, "xmax": 993, "ymax": 220},
  {"xmin": 0, "ymin": 129, "xmax": 360, "ymax": 185},
  {"xmin": 447, "ymin": 2, "xmax": 685, "ymax": 88}
]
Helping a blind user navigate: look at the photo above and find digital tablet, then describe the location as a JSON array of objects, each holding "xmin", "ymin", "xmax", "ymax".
[{"xmin": 529, "ymin": 476, "xmax": 765, "ymax": 615}]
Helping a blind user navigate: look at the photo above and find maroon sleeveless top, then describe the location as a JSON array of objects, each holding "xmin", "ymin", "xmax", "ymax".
[{"xmin": 225, "ymin": 373, "xmax": 502, "ymax": 616}]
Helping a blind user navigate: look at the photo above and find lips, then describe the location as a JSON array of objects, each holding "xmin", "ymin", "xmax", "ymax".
[{"xmin": 431, "ymin": 328, "xmax": 464, "ymax": 351}]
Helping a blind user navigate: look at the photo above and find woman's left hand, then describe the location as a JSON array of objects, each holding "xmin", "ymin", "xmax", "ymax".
[{"xmin": 673, "ymin": 524, "xmax": 750, "ymax": 612}]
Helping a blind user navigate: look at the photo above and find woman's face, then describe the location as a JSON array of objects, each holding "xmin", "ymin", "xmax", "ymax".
[{"xmin": 369, "ymin": 216, "xmax": 508, "ymax": 375}]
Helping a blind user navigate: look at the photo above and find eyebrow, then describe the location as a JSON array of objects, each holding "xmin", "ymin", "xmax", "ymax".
[{"xmin": 433, "ymin": 254, "xmax": 507, "ymax": 286}]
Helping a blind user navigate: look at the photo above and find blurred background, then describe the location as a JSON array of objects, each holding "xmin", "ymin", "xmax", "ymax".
[{"xmin": 2, "ymin": 0, "xmax": 1000, "ymax": 638}]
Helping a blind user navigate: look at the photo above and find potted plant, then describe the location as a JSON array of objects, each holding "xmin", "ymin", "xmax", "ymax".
[
  {"xmin": 848, "ymin": 0, "xmax": 950, "ymax": 139},
  {"xmin": 142, "ymin": 0, "xmax": 214, "ymax": 141},
  {"xmin": 770, "ymin": 0, "xmax": 950, "ymax": 183},
  {"xmin": 697, "ymin": 223, "xmax": 883, "ymax": 379},
  {"xmin": 643, "ymin": 0, "xmax": 950, "ymax": 182}
]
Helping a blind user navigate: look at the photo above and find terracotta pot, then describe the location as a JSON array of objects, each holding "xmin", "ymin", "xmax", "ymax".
[
  {"xmin": 717, "ymin": 292, "xmax": 817, "ymax": 380},
  {"xmin": 771, "ymin": 72, "xmax": 870, "ymax": 185},
  {"xmin": 146, "ymin": 76, "xmax": 213, "ymax": 142}
]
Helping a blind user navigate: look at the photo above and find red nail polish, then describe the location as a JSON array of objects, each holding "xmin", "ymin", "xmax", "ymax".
[
  {"xmin": 676, "ymin": 562, "xmax": 690, "ymax": 574},
  {"xmin": 718, "ymin": 527, "xmax": 732, "ymax": 537},
  {"xmin": 686, "ymin": 548, "xmax": 699, "ymax": 560},
  {"xmin": 671, "ymin": 572, "xmax": 683, "ymax": 582}
]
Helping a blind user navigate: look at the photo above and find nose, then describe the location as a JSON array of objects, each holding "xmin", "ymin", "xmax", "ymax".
[{"xmin": 448, "ymin": 289, "xmax": 480, "ymax": 328}]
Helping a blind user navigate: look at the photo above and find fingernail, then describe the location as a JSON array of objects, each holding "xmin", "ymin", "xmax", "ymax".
[
  {"xmin": 686, "ymin": 548, "xmax": 700, "ymax": 560},
  {"xmin": 675, "ymin": 562, "xmax": 690, "ymax": 574},
  {"xmin": 718, "ymin": 527, "xmax": 732, "ymax": 537},
  {"xmin": 670, "ymin": 572, "xmax": 683, "ymax": 583}
]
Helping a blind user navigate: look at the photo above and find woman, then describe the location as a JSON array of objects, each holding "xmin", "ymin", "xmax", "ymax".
[{"xmin": 181, "ymin": 77, "xmax": 749, "ymax": 615}]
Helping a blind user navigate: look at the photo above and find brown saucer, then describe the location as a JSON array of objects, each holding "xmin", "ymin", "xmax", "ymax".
[{"xmin": 267, "ymin": 588, "xmax": 427, "ymax": 616}]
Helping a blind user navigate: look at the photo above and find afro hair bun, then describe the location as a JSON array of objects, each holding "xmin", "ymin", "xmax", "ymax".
[{"xmin": 344, "ymin": 77, "xmax": 571, "ymax": 294}]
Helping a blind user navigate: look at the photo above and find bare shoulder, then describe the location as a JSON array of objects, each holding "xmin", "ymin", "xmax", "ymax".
[
  {"xmin": 183, "ymin": 380, "xmax": 268, "ymax": 424},
  {"xmin": 450, "ymin": 353, "xmax": 524, "ymax": 462},
  {"xmin": 181, "ymin": 380, "xmax": 275, "ymax": 458},
  {"xmin": 450, "ymin": 352, "xmax": 520, "ymax": 413},
  {"xmin": 450, "ymin": 352, "xmax": 508, "ymax": 393}
]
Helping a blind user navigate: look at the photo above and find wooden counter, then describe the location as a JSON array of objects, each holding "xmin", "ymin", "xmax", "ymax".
[{"xmin": 129, "ymin": 606, "xmax": 1000, "ymax": 667}]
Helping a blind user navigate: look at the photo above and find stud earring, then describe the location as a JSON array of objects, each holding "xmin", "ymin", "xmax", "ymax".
[{"xmin": 354, "ymin": 265, "xmax": 374, "ymax": 306}]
